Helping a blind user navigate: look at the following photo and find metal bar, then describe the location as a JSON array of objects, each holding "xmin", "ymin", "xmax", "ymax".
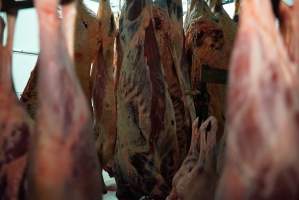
[{"xmin": 13, "ymin": 50, "xmax": 39, "ymax": 56}]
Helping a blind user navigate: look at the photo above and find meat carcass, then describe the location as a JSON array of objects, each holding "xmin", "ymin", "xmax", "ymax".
[
  {"xmin": 20, "ymin": 60, "xmax": 38, "ymax": 119},
  {"xmin": 206, "ymin": 0, "xmax": 237, "ymax": 35},
  {"xmin": 74, "ymin": 0, "xmax": 99, "ymax": 111},
  {"xmin": 153, "ymin": 0, "xmax": 195, "ymax": 163},
  {"xmin": 0, "ymin": 14, "xmax": 33, "ymax": 200},
  {"xmin": 28, "ymin": 0, "xmax": 101, "ymax": 199},
  {"xmin": 20, "ymin": 1, "xmax": 99, "ymax": 119},
  {"xmin": 185, "ymin": 0, "xmax": 236, "ymax": 141},
  {"xmin": 115, "ymin": 0, "xmax": 180, "ymax": 198},
  {"xmin": 92, "ymin": 0, "xmax": 117, "ymax": 180},
  {"xmin": 217, "ymin": 0, "xmax": 299, "ymax": 199},
  {"xmin": 234, "ymin": 0, "xmax": 240, "ymax": 22},
  {"xmin": 279, "ymin": 0, "xmax": 299, "ymax": 66},
  {"xmin": 184, "ymin": 0, "xmax": 213, "ymax": 31},
  {"xmin": 167, "ymin": 117, "xmax": 219, "ymax": 200}
]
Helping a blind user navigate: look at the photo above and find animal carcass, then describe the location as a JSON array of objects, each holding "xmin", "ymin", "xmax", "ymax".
[
  {"xmin": 153, "ymin": 0, "xmax": 195, "ymax": 163},
  {"xmin": 167, "ymin": 117, "xmax": 219, "ymax": 200},
  {"xmin": 114, "ymin": 0, "xmax": 180, "ymax": 199},
  {"xmin": 28, "ymin": 0, "xmax": 101, "ymax": 199},
  {"xmin": 74, "ymin": 0, "xmax": 99, "ymax": 112},
  {"xmin": 279, "ymin": 0, "xmax": 299, "ymax": 66},
  {"xmin": 0, "ymin": 14, "xmax": 33, "ymax": 200},
  {"xmin": 91, "ymin": 0, "xmax": 117, "ymax": 187},
  {"xmin": 20, "ymin": 60, "xmax": 38, "ymax": 119},
  {"xmin": 185, "ymin": 0, "xmax": 236, "ymax": 142},
  {"xmin": 217, "ymin": 0, "xmax": 299, "ymax": 199},
  {"xmin": 21, "ymin": 0, "xmax": 99, "ymax": 119}
]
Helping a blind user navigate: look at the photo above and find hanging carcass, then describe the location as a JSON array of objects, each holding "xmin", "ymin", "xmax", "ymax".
[
  {"xmin": 234, "ymin": 0, "xmax": 240, "ymax": 22},
  {"xmin": 28, "ymin": 0, "xmax": 101, "ymax": 199},
  {"xmin": 20, "ymin": 0, "xmax": 99, "ymax": 119},
  {"xmin": 184, "ymin": 0, "xmax": 236, "ymax": 143},
  {"xmin": 167, "ymin": 117, "xmax": 219, "ymax": 200},
  {"xmin": 20, "ymin": 60, "xmax": 38, "ymax": 119},
  {"xmin": 217, "ymin": 0, "xmax": 299, "ymax": 199},
  {"xmin": 0, "ymin": 12, "xmax": 33, "ymax": 200},
  {"xmin": 91, "ymin": 0, "xmax": 117, "ymax": 192},
  {"xmin": 279, "ymin": 0, "xmax": 299, "ymax": 66},
  {"xmin": 74, "ymin": 0, "xmax": 99, "ymax": 113},
  {"xmin": 153, "ymin": 0, "xmax": 196, "ymax": 163},
  {"xmin": 114, "ymin": 0, "xmax": 180, "ymax": 199}
]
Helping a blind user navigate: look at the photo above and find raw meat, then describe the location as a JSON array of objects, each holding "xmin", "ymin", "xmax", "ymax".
[
  {"xmin": 0, "ymin": 14, "xmax": 33, "ymax": 200},
  {"xmin": 184, "ymin": 0, "xmax": 213, "ymax": 31},
  {"xmin": 167, "ymin": 117, "xmax": 219, "ymax": 200},
  {"xmin": 20, "ymin": 60, "xmax": 38, "ymax": 119},
  {"xmin": 153, "ymin": 0, "xmax": 195, "ymax": 163},
  {"xmin": 74, "ymin": 0, "xmax": 99, "ymax": 112},
  {"xmin": 234, "ymin": 0, "xmax": 240, "ymax": 22},
  {"xmin": 185, "ymin": 0, "xmax": 236, "ymax": 141},
  {"xmin": 91, "ymin": 0, "xmax": 117, "ymax": 185},
  {"xmin": 279, "ymin": 0, "xmax": 299, "ymax": 65},
  {"xmin": 28, "ymin": 1, "xmax": 101, "ymax": 199},
  {"xmin": 114, "ymin": 0, "xmax": 179, "ymax": 199},
  {"xmin": 20, "ymin": 1, "xmax": 99, "ymax": 119},
  {"xmin": 217, "ymin": 0, "xmax": 299, "ymax": 199}
]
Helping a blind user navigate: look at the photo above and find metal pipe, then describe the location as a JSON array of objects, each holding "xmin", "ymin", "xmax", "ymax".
[{"xmin": 13, "ymin": 50, "xmax": 39, "ymax": 56}]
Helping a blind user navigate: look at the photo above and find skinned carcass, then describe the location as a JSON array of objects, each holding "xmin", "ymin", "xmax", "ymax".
[
  {"xmin": 234, "ymin": 0, "xmax": 240, "ymax": 22},
  {"xmin": 184, "ymin": 0, "xmax": 213, "ymax": 31},
  {"xmin": 20, "ymin": 60, "xmax": 38, "ymax": 119},
  {"xmin": 166, "ymin": 117, "xmax": 218, "ymax": 200},
  {"xmin": 74, "ymin": 0, "xmax": 99, "ymax": 111},
  {"xmin": 185, "ymin": 0, "xmax": 236, "ymax": 142},
  {"xmin": 217, "ymin": 0, "xmax": 299, "ymax": 199},
  {"xmin": 114, "ymin": 0, "xmax": 180, "ymax": 199},
  {"xmin": 279, "ymin": 0, "xmax": 299, "ymax": 66},
  {"xmin": 153, "ymin": 0, "xmax": 195, "ymax": 163},
  {"xmin": 166, "ymin": 0, "xmax": 197, "ymax": 125},
  {"xmin": 20, "ymin": 0, "xmax": 99, "ymax": 119},
  {"xmin": 28, "ymin": 0, "xmax": 101, "ymax": 199},
  {"xmin": 92, "ymin": 0, "xmax": 117, "ymax": 184},
  {"xmin": 205, "ymin": 0, "xmax": 236, "ymax": 37},
  {"xmin": 0, "ymin": 13, "xmax": 33, "ymax": 200}
]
